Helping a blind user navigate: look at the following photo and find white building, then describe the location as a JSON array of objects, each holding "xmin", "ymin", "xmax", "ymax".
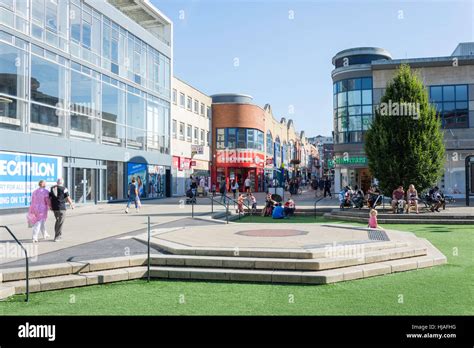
[{"xmin": 171, "ymin": 77, "xmax": 212, "ymax": 196}]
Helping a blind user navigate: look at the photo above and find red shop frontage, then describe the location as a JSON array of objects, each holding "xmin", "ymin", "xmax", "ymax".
[{"xmin": 212, "ymin": 149, "xmax": 265, "ymax": 192}]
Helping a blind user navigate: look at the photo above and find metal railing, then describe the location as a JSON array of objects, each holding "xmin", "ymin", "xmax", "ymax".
[
  {"xmin": 0, "ymin": 225, "xmax": 29, "ymax": 302},
  {"xmin": 203, "ymin": 194, "xmax": 230, "ymax": 224},
  {"xmin": 224, "ymin": 195, "xmax": 252, "ymax": 220},
  {"xmin": 313, "ymin": 196, "xmax": 327, "ymax": 219}
]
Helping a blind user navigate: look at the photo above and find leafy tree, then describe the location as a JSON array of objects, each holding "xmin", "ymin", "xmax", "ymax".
[{"xmin": 365, "ymin": 64, "xmax": 445, "ymax": 195}]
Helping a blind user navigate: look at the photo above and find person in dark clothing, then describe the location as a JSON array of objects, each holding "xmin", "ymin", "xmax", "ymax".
[
  {"xmin": 49, "ymin": 178, "xmax": 74, "ymax": 242},
  {"xmin": 323, "ymin": 177, "xmax": 332, "ymax": 198},
  {"xmin": 219, "ymin": 178, "xmax": 227, "ymax": 204}
]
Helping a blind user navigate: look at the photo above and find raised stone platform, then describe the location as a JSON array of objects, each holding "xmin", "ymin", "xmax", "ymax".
[{"xmin": 0, "ymin": 224, "xmax": 447, "ymax": 299}]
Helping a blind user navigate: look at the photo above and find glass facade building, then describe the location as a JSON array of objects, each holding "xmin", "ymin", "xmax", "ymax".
[
  {"xmin": 0, "ymin": 0, "xmax": 172, "ymax": 208},
  {"xmin": 331, "ymin": 45, "xmax": 474, "ymax": 198}
]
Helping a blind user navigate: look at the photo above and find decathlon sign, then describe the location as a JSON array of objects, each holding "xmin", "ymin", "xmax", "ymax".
[
  {"xmin": 0, "ymin": 151, "xmax": 62, "ymax": 209},
  {"xmin": 216, "ymin": 149, "xmax": 265, "ymax": 168}
]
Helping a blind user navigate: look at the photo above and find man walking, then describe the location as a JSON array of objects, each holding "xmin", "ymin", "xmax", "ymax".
[
  {"xmin": 49, "ymin": 178, "xmax": 74, "ymax": 242},
  {"xmin": 323, "ymin": 176, "xmax": 332, "ymax": 198}
]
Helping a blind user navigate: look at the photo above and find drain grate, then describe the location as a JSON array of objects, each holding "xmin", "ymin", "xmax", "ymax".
[{"xmin": 367, "ymin": 229, "xmax": 390, "ymax": 241}]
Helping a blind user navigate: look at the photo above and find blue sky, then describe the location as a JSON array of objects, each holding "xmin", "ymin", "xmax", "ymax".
[{"xmin": 153, "ymin": 0, "xmax": 474, "ymax": 136}]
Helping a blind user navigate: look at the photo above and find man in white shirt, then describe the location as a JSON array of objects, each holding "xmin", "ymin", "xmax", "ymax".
[{"xmin": 244, "ymin": 176, "xmax": 251, "ymax": 193}]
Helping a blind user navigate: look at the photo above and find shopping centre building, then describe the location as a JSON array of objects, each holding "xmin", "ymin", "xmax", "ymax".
[
  {"xmin": 331, "ymin": 44, "xmax": 474, "ymax": 198},
  {"xmin": 0, "ymin": 0, "xmax": 172, "ymax": 209},
  {"xmin": 211, "ymin": 93, "xmax": 317, "ymax": 192}
]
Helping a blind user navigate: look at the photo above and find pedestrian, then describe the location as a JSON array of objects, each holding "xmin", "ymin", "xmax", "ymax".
[
  {"xmin": 318, "ymin": 178, "xmax": 325, "ymax": 197},
  {"xmin": 244, "ymin": 175, "xmax": 251, "ymax": 193},
  {"xmin": 125, "ymin": 177, "xmax": 139, "ymax": 213},
  {"xmin": 237, "ymin": 194, "xmax": 244, "ymax": 214},
  {"xmin": 323, "ymin": 176, "xmax": 332, "ymax": 198},
  {"xmin": 231, "ymin": 179, "xmax": 239, "ymax": 199},
  {"xmin": 49, "ymin": 178, "xmax": 74, "ymax": 242},
  {"xmin": 27, "ymin": 180, "xmax": 51, "ymax": 243},
  {"xmin": 248, "ymin": 193, "xmax": 257, "ymax": 215},
  {"xmin": 219, "ymin": 178, "xmax": 227, "ymax": 204}
]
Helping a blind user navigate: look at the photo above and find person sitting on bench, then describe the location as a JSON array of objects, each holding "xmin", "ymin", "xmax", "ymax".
[
  {"xmin": 391, "ymin": 185, "xmax": 406, "ymax": 213},
  {"xmin": 272, "ymin": 203, "xmax": 285, "ymax": 219},
  {"xmin": 406, "ymin": 184, "xmax": 419, "ymax": 214},
  {"xmin": 283, "ymin": 197, "xmax": 295, "ymax": 217}
]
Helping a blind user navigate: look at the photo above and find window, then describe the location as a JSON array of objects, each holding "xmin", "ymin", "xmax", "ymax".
[
  {"xmin": 216, "ymin": 128, "xmax": 225, "ymax": 149},
  {"xmin": 200, "ymin": 103, "xmax": 205, "ymax": 116},
  {"xmin": 206, "ymin": 131, "xmax": 210, "ymax": 146},
  {"xmin": 179, "ymin": 122, "xmax": 185, "ymax": 140},
  {"xmin": 206, "ymin": 106, "xmax": 211, "ymax": 118},
  {"xmin": 179, "ymin": 92, "xmax": 185, "ymax": 107},
  {"xmin": 266, "ymin": 131, "xmax": 273, "ymax": 155},
  {"xmin": 172, "ymin": 89, "xmax": 177, "ymax": 104},
  {"xmin": 429, "ymin": 84, "xmax": 469, "ymax": 128},
  {"xmin": 333, "ymin": 77, "xmax": 372, "ymax": 144},
  {"xmin": 30, "ymin": 54, "xmax": 65, "ymax": 107},
  {"xmin": 187, "ymin": 96, "xmax": 192, "ymax": 110},
  {"xmin": 227, "ymin": 128, "xmax": 236, "ymax": 148},
  {"xmin": 200, "ymin": 129, "xmax": 205, "ymax": 145},
  {"xmin": 70, "ymin": 69, "xmax": 98, "ymax": 135},
  {"xmin": 172, "ymin": 119, "xmax": 177, "ymax": 139},
  {"xmin": 194, "ymin": 127, "xmax": 198, "ymax": 144},
  {"xmin": 194, "ymin": 99, "xmax": 199, "ymax": 114},
  {"xmin": 186, "ymin": 124, "xmax": 192, "ymax": 142},
  {"xmin": 70, "ymin": 4, "xmax": 81, "ymax": 43}
]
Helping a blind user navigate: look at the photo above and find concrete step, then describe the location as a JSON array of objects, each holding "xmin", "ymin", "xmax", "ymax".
[
  {"xmin": 324, "ymin": 213, "xmax": 474, "ymax": 225},
  {"xmin": 3, "ymin": 266, "xmax": 148, "ymax": 297},
  {"xmin": 148, "ymin": 250, "xmax": 446, "ymax": 284},
  {"xmin": 0, "ymin": 255, "xmax": 147, "ymax": 283},
  {"xmin": 329, "ymin": 209, "xmax": 472, "ymax": 219},
  {"xmin": 149, "ymin": 245, "xmax": 427, "ymax": 271}
]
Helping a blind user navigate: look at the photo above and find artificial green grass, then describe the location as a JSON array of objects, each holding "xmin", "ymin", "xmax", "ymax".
[{"xmin": 1, "ymin": 220, "xmax": 472, "ymax": 315}]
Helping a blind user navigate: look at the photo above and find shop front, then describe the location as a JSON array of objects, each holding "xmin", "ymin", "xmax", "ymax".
[{"xmin": 212, "ymin": 149, "xmax": 265, "ymax": 192}]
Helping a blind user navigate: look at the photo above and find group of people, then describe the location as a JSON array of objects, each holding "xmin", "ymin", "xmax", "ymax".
[
  {"xmin": 311, "ymin": 177, "xmax": 332, "ymax": 198},
  {"xmin": 27, "ymin": 179, "xmax": 75, "ymax": 243},
  {"xmin": 262, "ymin": 193, "xmax": 296, "ymax": 219},
  {"xmin": 391, "ymin": 184, "xmax": 445, "ymax": 214}
]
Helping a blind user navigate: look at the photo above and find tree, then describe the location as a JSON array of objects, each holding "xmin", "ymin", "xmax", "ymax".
[{"xmin": 365, "ymin": 64, "xmax": 445, "ymax": 195}]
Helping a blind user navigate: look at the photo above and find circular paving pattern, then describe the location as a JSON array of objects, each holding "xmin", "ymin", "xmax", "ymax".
[{"xmin": 236, "ymin": 229, "xmax": 309, "ymax": 237}]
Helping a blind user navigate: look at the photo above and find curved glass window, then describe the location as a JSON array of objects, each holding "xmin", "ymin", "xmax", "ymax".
[
  {"xmin": 215, "ymin": 128, "xmax": 264, "ymax": 151},
  {"xmin": 333, "ymin": 77, "xmax": 372, "ymax": 144}
]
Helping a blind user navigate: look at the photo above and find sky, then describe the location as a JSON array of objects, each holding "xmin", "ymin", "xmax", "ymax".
[{"xmin": 153, "ymin": 0, "xmax": 474, "ymax": 137}]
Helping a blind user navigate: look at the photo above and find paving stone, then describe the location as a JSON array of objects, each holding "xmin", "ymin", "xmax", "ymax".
[
  {"xmin": 382, "ymin": 259, "xmax": 418, "ymax": 273},
  {"xmin": 416, "ymin": 257, "xmax": 434, "ymax": 268},
  {"xmin": 271, "ymin": 271, "xmax": 302, "ymax": 284},
  {"xmin": 38, "ymin": 275, "xmax": 87, "ymax": 291},
  {"xmin": 68, "ymin": 261, "xmax": 90, "ymax": 274},
  {"xmin": 184, "ymin": 257, "xmax": 223, "ymax": 268},
  {"xmin": 87, "ymin": 257, "xmax": 131, "ymax": 271},
  {"xmin": 129, "ymin": 255, "xmax": 147, "ymax": 266},
  {"xmin": 222, "ymin": 259, "xmax": 255, "ymax": 269},
  {"xmin": 299, "ymin": 273, "xmax": 326, "ymax": 284},
  {"xmin": 360, "ymin": 263, "xmax": 391, "ymax": 278},
  {"xmin": 342, "ymin": 268, "xmax": 364, "ymax": 281},
  {"xmin": 188, "ymin": 269, "xmax": 230, "ymax": 281},
  {"xmin": 149, "ymin": 268, "xmax": 169, "ymax": 279},
  {"xmin": 127, "ymin": 267, "xmax": 148, "ymax": 280},
  {"xmin": 228, "ymin": 269, "xmax": 272, "ymax": 282},
  {"xmin": 9, "ymin": 279, "xmax": 42, "ymax": 294},
  {"xmin": 255, "ymin": 260, "xmax": 296, "ymax": 270},
  {"xmin": 0, "ymin": 285, "xmax": 15, "ymax": 300}
]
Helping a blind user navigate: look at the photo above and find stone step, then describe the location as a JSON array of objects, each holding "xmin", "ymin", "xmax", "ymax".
[
  {"xmin": 329, "ymin": 209, "xmax": 472, "ymax": 219},
  {"xmin": 0, "ymin": 255, "xmax": 147, "ymax": 283},
  {"xmin": 324, "ymin": 213, "xmax": 474, "ymax": 225},
  {"xmin": 148, "ymin": 250, "xmax": 446, "ymax": 284},
  {"xmin": 3, "ymin": 266, "xmax": 148, "ymax": 297},
  {"xmin": 0, "ymin": 285, "xmax": 15, "ymax": 301},
  {"xmin": 149, "ymin": 245, "xmax": 427, "ymax": 271}
]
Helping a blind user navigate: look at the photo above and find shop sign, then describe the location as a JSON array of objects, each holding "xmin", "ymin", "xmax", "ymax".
[
  {"xmin": 328, "ymin": 156, "xmax": 367, "ymax": 168},
  {"xmin": 0, "ymin": 151, "xmax": 62, "ymax": 209},
  {"xmin": 190, "ymin": 161, "xmax": 196, "ymax": 167},
  {"xmin": 181, "ymin": 158, "xmax": 191, "ymax": 170},
  {"xmin": 216, "ymin": 150, "xmax": 265, "ymax": 168},
  {"xmin": 266, "ymin": 157, "xmax": 274, "ymax": 166}
]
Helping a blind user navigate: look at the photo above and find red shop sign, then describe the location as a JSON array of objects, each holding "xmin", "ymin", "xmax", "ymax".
[{"xmin": 215, "ymin": 149, "xmax": 265, "ymax": 168}]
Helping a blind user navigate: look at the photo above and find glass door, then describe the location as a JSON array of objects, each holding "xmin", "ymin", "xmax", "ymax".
[
  {"xmin": 85, "ymin": 168, "xmax": 96, "ymax": 203},
  {"xmin": 73, "ymin": 168, "xmax": 85, "ymax": 203}
]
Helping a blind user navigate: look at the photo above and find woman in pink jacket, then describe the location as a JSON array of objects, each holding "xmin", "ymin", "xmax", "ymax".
[{"xmin": 27, "ymin": 180, "xmax": 51, "ymax": 242}]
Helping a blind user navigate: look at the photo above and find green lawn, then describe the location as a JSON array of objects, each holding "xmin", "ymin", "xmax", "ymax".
[{"xmin": 1, "ymin": 218, "xmax": 472, "ymax": 315}]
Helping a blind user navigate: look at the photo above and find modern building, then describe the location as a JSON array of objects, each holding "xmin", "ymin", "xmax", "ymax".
[
  {"xmin": 331, "ymin": 44, "xmax": 474, "ymax": 198},
  {"xmin": 171, "ymin": 76, "xmax": 211, "ymax": 196},
  {"xmin": 0, "ymin": 0, "xmax": 172, "ymax": 210},
  {"xmin": 211, "ymin": 93, "xmax": 316, "ymax": 192}
]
